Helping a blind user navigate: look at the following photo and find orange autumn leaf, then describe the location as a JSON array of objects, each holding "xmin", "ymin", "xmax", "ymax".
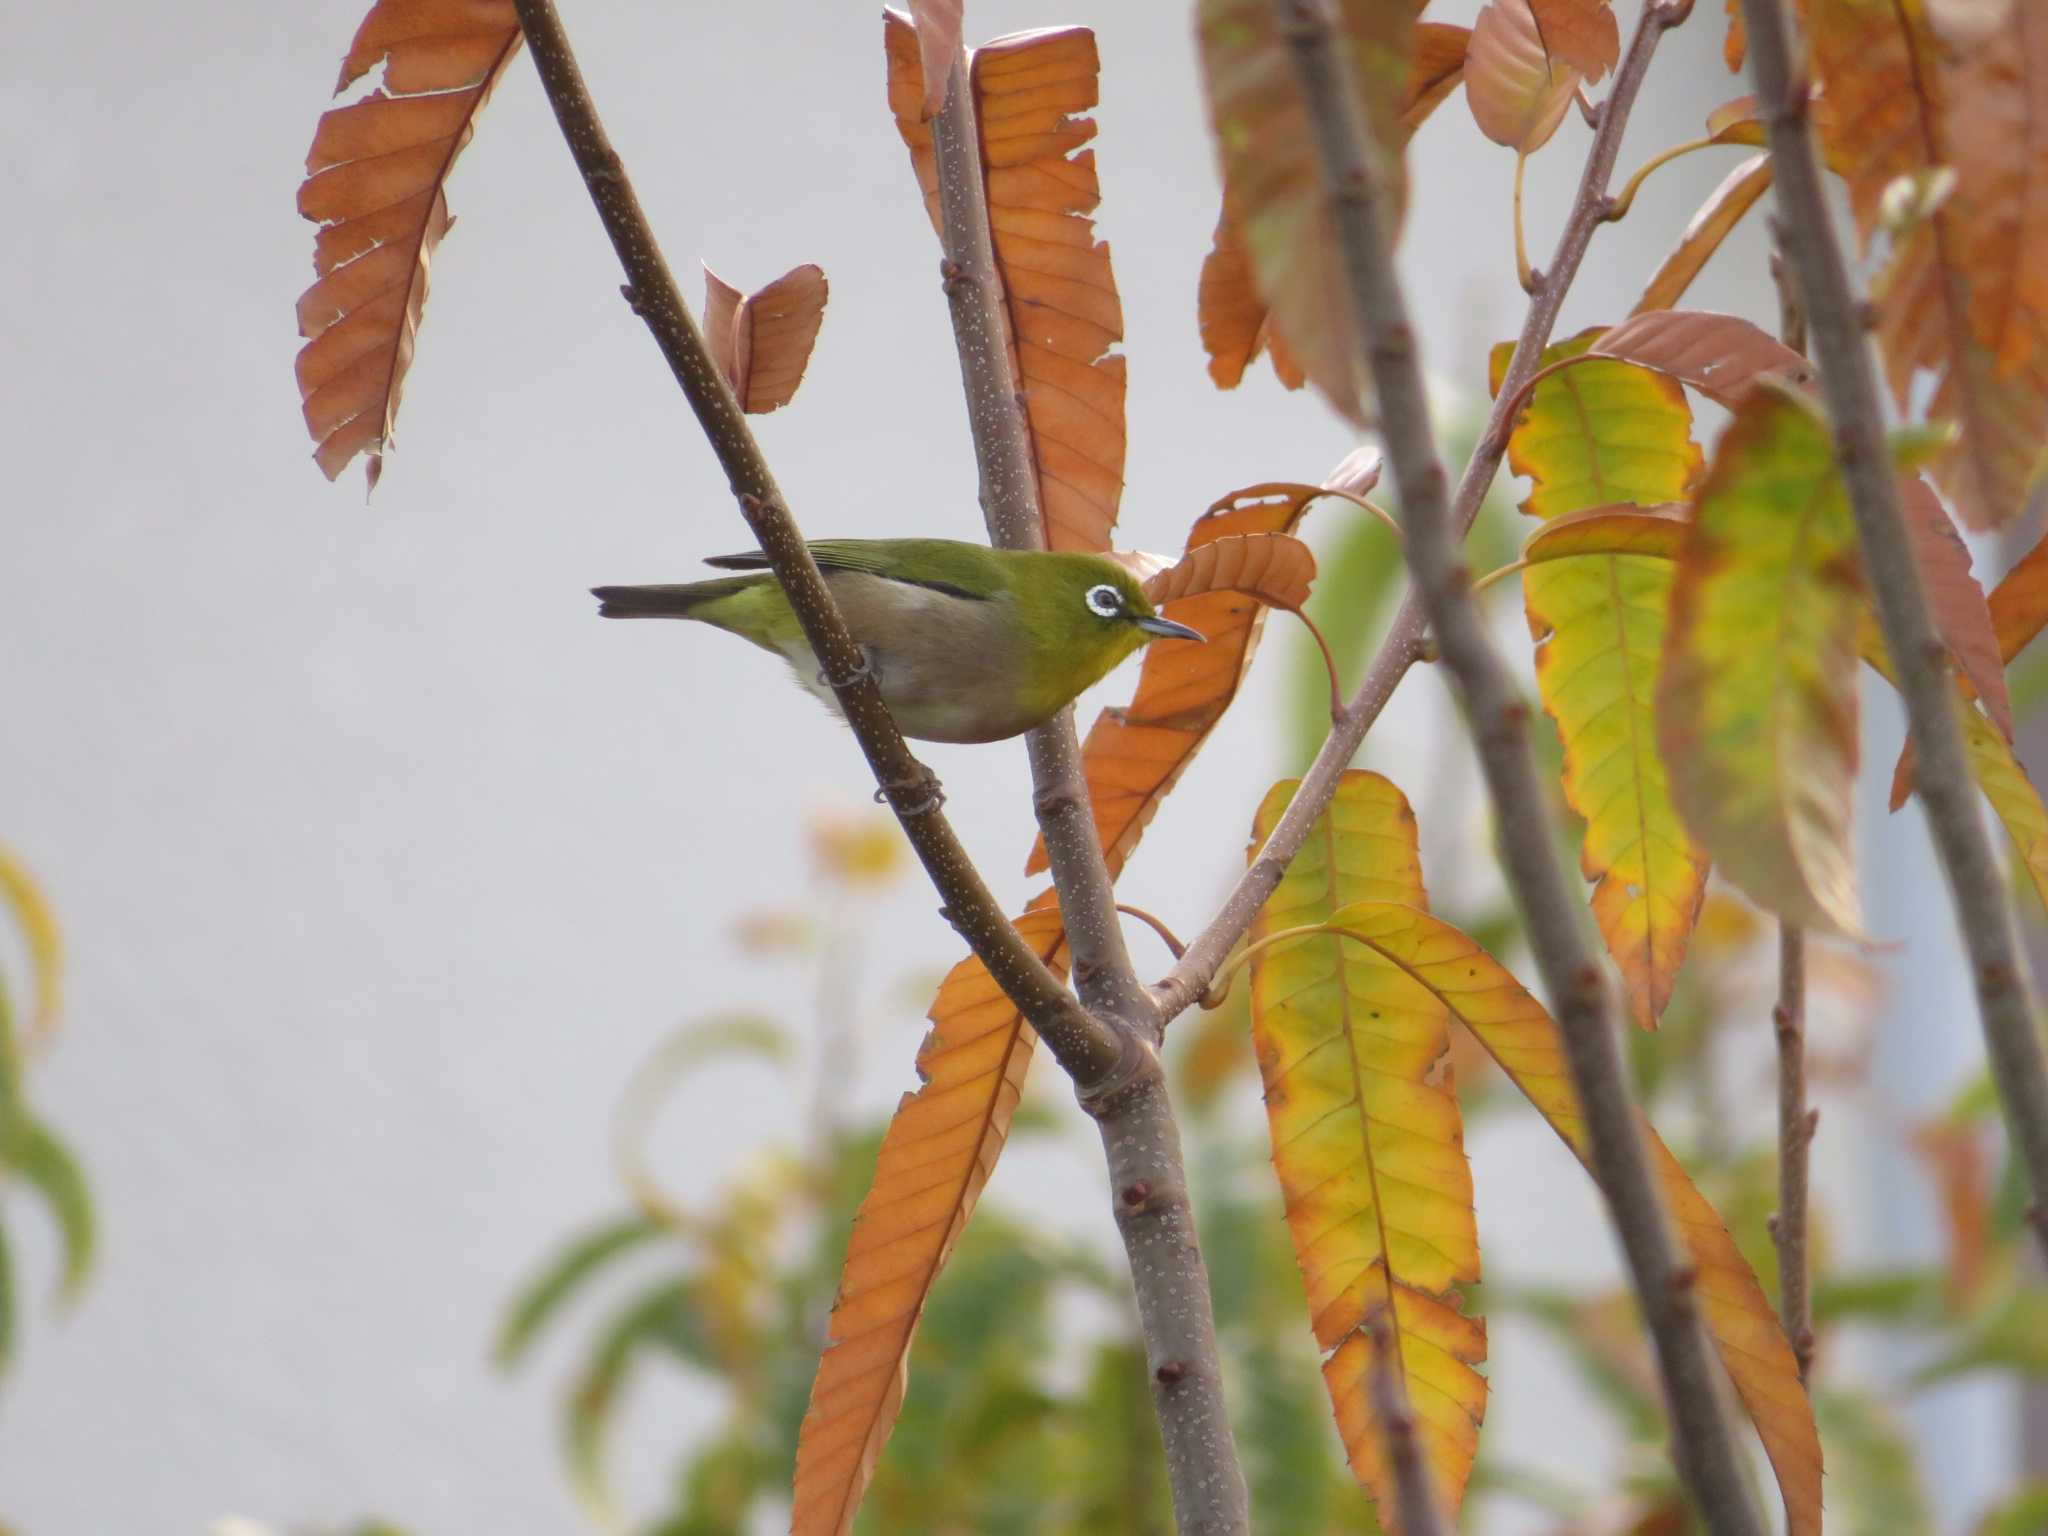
[
  {"xmin": 1027, "ymin": 482, "xmax": 1326, "ymax": 877},
  {"xmin": 1811, "ymin": 0, "xmax": 2048, "ymax": 528},
  {"xmin": 701, "ymin": 263, "xmax": 830, "ymax": 415},
  {"xmin": 1196, "ymin": 26, "xmax": 1460, "ymax": 397},
  {"xmin": 1248, "ymin": 774, "xmax": 1486, "ymax": 1522},
  {"xmin": 1143, "ymin": 532, "xmax": 1317, "ymax": 612},
  {"xmin": 1990, "ymin": 526, "xmax": 2048, "ymax": 666},
  {"xmin": 885, "ymin": 14, "xmax": 1127, "ymax": 552},
  {"xmin": 1464, "ymin": 0, "xmax": 1600, "ymax": 152},
  {"xmin": 790, "ymin": 899, "xmax": 1065, "ymax": 1536},
  {"xmin": 1631, "ymin": 154, "xmax": 1775, "ymax": 316},
  {"xmin": 295, "ymin": 0, "xmax": 524, "ymax": 488},
  {"xmin": 1592, "ymin": 309, "xmax": 1816, "ymax": 408},
  {"xmin": 1723, "ymin": 0, "xmax": 1746, "ymax": 70}
]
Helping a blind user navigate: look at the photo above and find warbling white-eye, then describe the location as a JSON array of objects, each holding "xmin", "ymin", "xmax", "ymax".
[{"xmin": 593, "ymin": 538, "xmax": 1204, "ymax": 744}]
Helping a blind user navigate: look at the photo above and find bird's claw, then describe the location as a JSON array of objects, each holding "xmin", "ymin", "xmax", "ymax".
[
  {"xmin": 820, "ymin": 646, "xmax": 879, "ymax": 690},
  {"xmin": 875, "ymin": 760, "xmax": 946, "ymax": 818}
]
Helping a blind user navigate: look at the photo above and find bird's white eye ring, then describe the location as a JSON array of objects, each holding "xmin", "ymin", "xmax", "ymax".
[{"xmin": 1085, "ymin": 583, "xmax": 1123, "ymax": 618}]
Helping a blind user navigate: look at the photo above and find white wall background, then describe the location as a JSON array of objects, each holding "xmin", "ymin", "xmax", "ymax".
[{"xmin": 0, "ymin": 1, "xmax": 2014, "ymax": 1531}]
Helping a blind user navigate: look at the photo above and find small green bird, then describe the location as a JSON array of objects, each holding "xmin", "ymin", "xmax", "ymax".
[{"xmin": 593, "ymin": 538, "xmax": 1204, "ymax": 744}]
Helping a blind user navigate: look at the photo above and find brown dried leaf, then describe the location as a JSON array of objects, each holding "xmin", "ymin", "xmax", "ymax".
[
  {"xmin": 909, "ymin": 0, "xmax": 963, "ymax": 118},
  {"xmin": 1815, "ymin": 0, "xmax": 2048, "ymax": 528},
  {"xmin": 1465, "ymin": 0, "xmax": 1584, "ymax": 152},
  {"xmin": 882, "ymin": 12, "xmax": 943, "ymax": 234},
  {"xmin": 1142, "ymin": 532, "xmax": 1317, "ymax": 613},
  {"xmin": 1198, "ymin": 212, "xmax": 1305, "ymax": 391},
  {"xmin": 702, "ymin": 264, "xmax": 829, "ymax": 415},
  {"xmin": 1631, "ymin": 153, "xmax": 1775, "ymax": 317},
  {"xmin": 1530, "ymin": 0, "xmax": 1619, "ymax": 83},
  {"xmin": 296, "ymin": 0, "xmax": 523, "ymax": 488},
  {"xmin": 1593, "ymin": 309, "xmax": 1817, "ymax": 408},
  {"xmin": 791, "ymin": 899, "xmax": 1065, "ymax": 1536},
  {"xmin": 1027, "ymin": 484, "xmax": 1322, "ymax": 876},
  {"xmin": 1898, "ymin": 475, "xmax": 2011, "ymax": 737},
  {"xmin": 1404, "ymin": 22, "xmax": 1475, "ymax": 134}
]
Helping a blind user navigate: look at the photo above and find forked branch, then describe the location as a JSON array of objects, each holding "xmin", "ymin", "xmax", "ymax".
[
  {"xmin": 1277, "ymin": 2, "xmax": 1765, "ymax": 1534},
  {"xmin": 1740, "ymin": 0, "xmax": 2048, "ymax": 1263},
  {"xmin": 504, "ymin": 0, "xmax": 1123, "ymax": 1087}
]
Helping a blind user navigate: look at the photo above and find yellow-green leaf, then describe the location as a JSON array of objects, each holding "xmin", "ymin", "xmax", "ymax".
[
  {"xmin": 1313, "ymin": 900, "xmax": 1823, "ymax": 1536},
  {"xmin": 1494, "ymin": 333, "xmax": 1708, "ymax": 1025},
  {"xmin": 0, "ymin": 844, "xmax": 62, "ymax": 1055},
  {"xmin": 1960, "ymin": 704, "xmax": 2048, "ymax": 914},
  {"xmin": 1198, "ymin": 0, "xmax": 1416, "ymax": 426},
  {"xmin": 1660, "ymin": 385, "xmax": 1865, "ymax": 935},
  {"xmin": 1248, "ymin": 772, "xmax": 1484, "ymax": 1521}
]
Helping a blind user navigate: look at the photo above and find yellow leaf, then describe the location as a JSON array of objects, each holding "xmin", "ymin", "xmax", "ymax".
[
  {"xmin": 790, "ymin": 900, "xmax": 1064, "ymax": 1536},
  {"xmin": 1248, "ymin": 774, "xmax": 1485, "ymax": 1522},
  {"xmin": 883, "ymin": 15, "xmax": 1127, "ymax": 552},
  {"xmin": 1959, "ymin": 704, "xmax": 2048, "ymax": 914},
  {"xmin": 0, "ymin": 843, "xmax": 62, "ymax": 1055},
  {"xmin": 295, "ymin": 0, "xmax": 523, "ymax": 487},
  {"xmin": 1660, "ymin": 386, "xmax": 1865, "ymax": 936},
  {"xmin": 1311, "ymin": 899, "xmax": 1823, "ymax": 1536},
  {"xmin": 1494, "ymin": 333, "xmax": 1708, "ymax": 1025}
]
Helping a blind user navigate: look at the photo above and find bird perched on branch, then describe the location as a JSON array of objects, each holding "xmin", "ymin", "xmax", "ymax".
[{"xmin": 594, "ymin": 538, "xmax": 1203, "ymax": 744}]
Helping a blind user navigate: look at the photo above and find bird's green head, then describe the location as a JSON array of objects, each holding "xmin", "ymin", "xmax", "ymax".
[{"xmin": 1011, "ymin": 552, "xmax": 1206, "ymax": 717}]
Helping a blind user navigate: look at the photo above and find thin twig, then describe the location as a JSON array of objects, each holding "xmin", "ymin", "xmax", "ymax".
[
  {"xmin": 1278, "ymin": 3, "xmax": 1765, "ymax": 1534},
  {"xmin": 1770, "ymin": 923, "xmax": 1817, "ymax": 1383},
  {"xmin": 927, "ymin": 45, "xmax": 1155, "ymax": 1028},
  {"xmin": 1365, "ymin": 1313, "xmax": 1451, "ymax": 1536},
  {"xmin": 505, "ymin": 0, "xmax": 1125, "ymax": 1089},
  {"xmin": 1154, "ymin": 0, "xmax": 1676, "ymax": 1020},
  {"xmin": 923, "ymin": 36, "xmax": 1249, "ymax": 1536},
  {"xmin": 1741, "ymin": 0, "xmax": 2048, "ymax": 1264}
]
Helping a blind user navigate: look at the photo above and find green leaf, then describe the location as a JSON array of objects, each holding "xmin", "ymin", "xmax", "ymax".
[
  {"xmin": 1813, "ymin": 1390, "xmax": 1935, "ymax": 1536},
  {"xmin": 1914, "ymin": 1284, "xmax": 2048, "ymax": 1385},
  {"xmin": 7, "ymin": 1113, "xmax": 94, "ymax": 1298},
  {"xmin": 1976, "ymin": 1482, "xmax": 2048, "ymax": 1536},
  {"xmin": 0, "ymin": 1219, "xmax": 15, "ymax": 1378},
  {"xmin": 494, "ymin": 1212, "xmax": 666, "ymax": 1369},
  {"xmin": 564, "ymin": 1276, "xmax": 713, "ymax": 1522},
  {"xmin": 1659, "ymin": 384, "xmax": 1865, "ymax": 935}
]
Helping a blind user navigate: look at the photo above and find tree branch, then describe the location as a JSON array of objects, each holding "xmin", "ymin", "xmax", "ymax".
[
  {"xmin": 1770, "ymin": 923, "xmax": 1817, "ymax": 1383},
  {"xmin": 1154, "ymin": 0, "xmax": 1676, "ymax": 1020},
  {"xmin": 1277, "ymin": 3, "xmax": 1766, "ymax": 1533},
  {"xmin": 1740, "ymin": 0, "xmax": 2048, "ymax": 1263},
  {"xmin": 926, "ymin": 46, "xmax": 1154, "ymax": 1028},
  {"xmin": 504, "ymin": 0, "xmax": 1122, "ymax": 1087},
  {"xmin": 1365, "ymin": 1313, "xmax": 1451, "ymax": 1536},
  {"xmin": 923, "ymin": 40, "xmax": 1250, "ymax": 1536}
]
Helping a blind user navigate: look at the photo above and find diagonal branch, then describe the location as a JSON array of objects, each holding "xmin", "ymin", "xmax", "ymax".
[
  {"xmin": 1740, "ymin": 0, "xmax": 2048, "ymax": 1263},
  {"xmin": 504, "ymin": 0, "xmax": 1124, "ymax": 1088},
  {"xmin": 923, "ymin": 40, "xmax": 1251, "ymax": 1536},
  {"xmin": 1154, "ymin": 0, "xmax": 1678, "ymax": 1020},
  {"xmin": 1276, "ymin": 2, "xmax": 1766, "ymax": 1534}
]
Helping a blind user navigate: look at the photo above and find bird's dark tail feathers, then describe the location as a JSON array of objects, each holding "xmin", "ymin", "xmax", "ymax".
[{"xmin": 591, "ymin": 576, "xmax": 760, "ymax": 619}]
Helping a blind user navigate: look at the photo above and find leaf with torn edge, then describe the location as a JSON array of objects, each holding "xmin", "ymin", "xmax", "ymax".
[
  {"xmin": 295, "ymin": 0, "xmax": 524, "ymax": 488},
  {"xmin": 1592, "ymin": 309, "xmax": 1816, "ymax": 408},
  {"xmin": 1248, "ymin": 773, "xmax": 1485, "ymax": 1522},
  {"xmin": 1631, "ymin": 154, "xmax": 1775, "ymax": 316},
  {"xmin": 1028, "ymin": 482, "xmax": 1327, "ymax": 876},
  {"xmin": 791, "ymin": 899, "xmax": 1065, "ymax": 1536},
  {"xmin": 702, "ymin": 264, "xmax": 830, "ymax": 415},
  {"xmin": 1492, "ymin": 332, "xmax": 1707, "ymax": 1026},
  {"xmin": 1197, "ymin": 0, "xmax": 1416, "ymax": 426},
  {"xmin": 1659, "ymin": 385, "xmax": 1865, "ymax": 936},
  {"xmin": 1404, "ymin": 909, "xmax": 1821, "ymax": 1536},
  {"xmin": 1464, "ymin": 0, "xmax": 1597, "ymax": 152}
]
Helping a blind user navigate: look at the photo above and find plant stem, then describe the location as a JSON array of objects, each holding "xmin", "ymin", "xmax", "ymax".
[
  {"xmin": 926, "ymin": 44, "xmax": 1154, "ymax": 1027},
  {"xmin": 505, "ymin": 0, "xmax": 1118, "ymax": 1086},
  {"xmin": 924, "ymin": 40, "xmax": 1249, "ymax": 1536},
  {"xmin": 1155, "ymin": 0, "xmax": 1674, "ymax": 1021},
  {"xmin": 1277, "ymin": 3, "xmax": 1765, "ymax": 1534},
  {"xmin": 1771, "ymin": 923, "xmax": 1817, "ymax": 1383},
  {"xmin": 1740, "ymin": 0, "xmax": 2048, "ymax": 1263}
]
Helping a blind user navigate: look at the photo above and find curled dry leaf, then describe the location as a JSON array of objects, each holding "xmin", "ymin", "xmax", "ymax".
[
  {"xmin": 1197, "ymin": 0, "xmax": 1415, "ymax": 427},
  {"xmin": 701, "ymin": 264, "xmax": 830, "ymax": 415},
  {"xmin": 1027, "ymin": 483, "xmax": 1324, "ymax": 876},
  {"xmin": 295, "ymin": 0, "xmax": 525, "ymax": 487},
  {"xmin": 1518, "ymin": 502, "xmax": 1691, "ymax": 566},
  {"xmin": 1464, "ymin": 0, "xmax": 1593, "ymax": 153},
  {"xmin": 1631, "ymin": 153, "xmax": 1775, "ymax": 317},
  {"xmin": 1593, "ymin": 309, "xmax": 1817, "ymax": 408},
  {"xmin": 1142, "ymin": 532, "xmax": 1317, "ymax": 613},
  {"xmin": 884, "ymin": 15, "xmax": 1128, "ymax": 551},
  {"xmin": 1323, "ymin": 444, "xmax": 1385, "ymax": 499}
]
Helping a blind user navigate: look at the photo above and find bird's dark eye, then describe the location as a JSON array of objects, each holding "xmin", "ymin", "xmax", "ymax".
[{"xmin": 1084, "ymin": 583, "xmax": 1123, "ymax": 619}]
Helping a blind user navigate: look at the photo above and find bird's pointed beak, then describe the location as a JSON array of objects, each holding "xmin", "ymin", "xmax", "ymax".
[{"xmin": 1135, "ymin": 613, "xmax": 1206, "ymax": 643}]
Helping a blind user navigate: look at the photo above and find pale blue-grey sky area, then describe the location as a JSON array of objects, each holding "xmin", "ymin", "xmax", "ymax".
[{"xmin": 0, "ymin": 2, "xmax": 2015, "ymax": 1532}]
